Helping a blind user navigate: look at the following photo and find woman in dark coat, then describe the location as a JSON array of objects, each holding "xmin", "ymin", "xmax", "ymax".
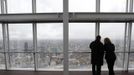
[{"xmin": 104, "ymin": 38, "xmax": 116, "ymax": 75}]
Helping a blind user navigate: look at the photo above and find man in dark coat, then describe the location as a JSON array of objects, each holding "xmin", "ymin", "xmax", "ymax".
[{"xmin": 89, "ymin": 35, "xmax": 104, "ymax": 75}]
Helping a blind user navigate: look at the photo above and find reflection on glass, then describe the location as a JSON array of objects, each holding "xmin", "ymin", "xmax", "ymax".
[
  {"xmin": 9, "ymin": 24, "xmax": 33, "ymax": 52},
  {"xmin": 100, "ymin": 23, "xmax": 125, "ymax": 52},
  {"xmin": 9, "ymin": 53, "xmax": 34, "ymax": 70},
  {"xmin": 101, "ymin": 0, "xmax": 126, "ymax": 12},
  {"xmin": 69, "ymin": 0, "xmax": 95, "ymax": 12},
  {"xmin": 7, "ymin": 0, "xmax": 32, "ymax": 13},
  {"xmin": 37, "ymin": 53, "xmax": 63, "ymax": 70},
  {"xmin": 37, "ymin": 23, "xmax": 63, "ymax": 70},
  {"xmin": 69, "ymin": 53, "xmax": 91, "ymax": 70},
  {"xmin": 0, "ymin": 24, "xmax": 3, "ymax": 52},
  {"xmin": 37, "ymin": 0, "xmax": 63, "ymax": 13},
  {"xmin": 0, "ymin": 53, "xmax": 5, "ymax": 69}
]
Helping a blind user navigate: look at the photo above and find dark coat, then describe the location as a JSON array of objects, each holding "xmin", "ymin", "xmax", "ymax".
[
  {"xmin": 90, "ymin": 40, "xmax": 104, "ymax": 65},
  {"xmin": 104, "ymin": 43, "xmax": 116, "ymax": 61}
]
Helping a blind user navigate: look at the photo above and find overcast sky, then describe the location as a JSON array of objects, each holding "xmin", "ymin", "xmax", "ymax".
[{"xmin": 0, "ymin": 0, "xmax": 134, "ymax": 40}]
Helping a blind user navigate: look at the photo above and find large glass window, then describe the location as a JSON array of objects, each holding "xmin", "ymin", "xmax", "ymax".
[
  {"xmin": 100, "ymin": 0, "xmax": 126, "ymax": 12},
  {"xmin": 129, "ymin": 24, "xmax": 134, "ymax": 69},
  {"xmin": 9, "ymin": 24, "xmax": 33, "ymax": 52},
  {"xmin": 0, "ymin": 53, "xmax": 5, "ymax": 69},
  {"xmin": 8, "ymin": 24, "xmax": 33, "ymax": 69},
  {"xmin": 100, "ymin": 23, "xmax": 125, "ymax": 70},
  {"xmin": 0, "ymin": 24, "xmax": 3, "ymax": 52},
  {"xmin": 9, "ymin": 53, "xmax": 34, "ymax": 70},
  {"xmin": 130, "ymin": 25, "xmax": 134, "ymax": 52},
  {"xmin": 69, "ymin": 23, "xmax": 95, "ymax": 70},
  {"xmin": 69, "ymin": 0, "xmax": 95, "ymax": 12},
  {"xmin": 7, "ymin": 0, "xmax": 32, "ymax": 13},
  {"xmin": 0, "ymin": 1, "xmax": 1, "ymax": 14},
  {"xmin": 0, "ymin": 24, "xmax": 5, "ymax": 69},
  {"xmin": 36, "ymin": 0, "xmax": 63, "ymax": 13},
  {"xmin": 37, "ymin": 23, "xmax": 63, "ymax": 70},
  {"xmin": 101, "ymin": 52, "xmax": 124, "ymax": 70}
]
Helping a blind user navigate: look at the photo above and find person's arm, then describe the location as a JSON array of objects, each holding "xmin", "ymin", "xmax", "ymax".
[
  {"xmin": 112, "ymin": 44, "xmax": 115, "ymax": 52},
  {"xmin": 89, "ymin": 42, "xmax": 93, "ymax": 49}
]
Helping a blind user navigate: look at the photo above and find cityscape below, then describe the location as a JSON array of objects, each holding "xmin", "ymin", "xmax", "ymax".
[{"xmin": 0, "ymin": 39, "xmax": 134, "ymax": 70}]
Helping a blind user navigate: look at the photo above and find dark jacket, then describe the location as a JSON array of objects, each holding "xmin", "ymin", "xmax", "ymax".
[
  {"xmin": 104, "ymin": 43, "xmax": 116, "ymax": 61},
  {"xmin": 90, "ymin": 40, "xmax": 104, "ymax": 65}
]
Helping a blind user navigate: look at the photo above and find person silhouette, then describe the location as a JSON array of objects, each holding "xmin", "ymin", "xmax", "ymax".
[
  {"xmin": 89, "ymin": 35, "xmax": 104, "ymax": 75},
  {"xmin": 104, "ymin": 38, "xmax": 116, "ymax": 75}
]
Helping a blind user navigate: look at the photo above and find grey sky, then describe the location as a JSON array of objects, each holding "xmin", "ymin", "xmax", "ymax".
[{"xmin": 0, "ymin": 0, "xmax": 133, "ymax": 40}]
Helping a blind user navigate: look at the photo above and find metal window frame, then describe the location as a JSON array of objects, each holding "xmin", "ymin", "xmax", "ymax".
[
  {"xmin": 95, "ymin": 0, "xmax": 100, "ymax": 36},
  {"xmin": 1, "ymin": 0, "xmax": 9, "ymax": 70},
  {"xmin": 32, "ymin": 0, "xmax": 37, "ymax": 71},
  {"xmin": 123, "ymin": 0, "xmax": 128, "ymax": 71},
  {"xmin": 0, "ymin": 0, "xmax": 134, "ymax": 72},
  {"xmin": 63, "ymin": 0, "xmax": 69, "ymax": 75},
  {"xmin": 126, "ymin": 0, "xmax": 133, "ymax": 71}
]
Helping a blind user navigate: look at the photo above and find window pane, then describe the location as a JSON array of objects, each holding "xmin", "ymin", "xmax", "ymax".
[
  {"xmin": 69, "ymin": 0, "xmax": 95, "ymax": 12},
  {"xmin": 7, "ymin": 0, "xmax": 32, "ymax": 13},
  {"xmin": 131, "ymin": 25, "xmax": 134, "ymax": 52},
  {"xmin": 37, "ymin": 0, "xmax": 63, "ymax": 13},
  {"xmin": 9, "ymin": 24, "xmax": 33, "ymax": 52},
  {"xmin": 37, "ymin": 23, "xmax": 63, "ymax": 70},
  {"xmin": 0, "ymin": 53, "xmax": 5, "ymax": 69},
  {"xmin": 0, "ymin": 24, "xmax": 3, "ymax": 52},
  {"xmin": 9, "ymin": 53, "xmax": 34, "ymax": 70},
  {"xmin": 69, "ymin": 52, "xmax": 91, "ymax": 70},
  {"xmin": 101, "ymin": 0, "xmax": 126, "ymax": 12},
  {"xmin": 0, "ymin": 1, "xmax": 1, "ymax": 14},
  {"xmin": 129, "ymin": 25, "xmax": 134, "ymax": 69},
  {"xmin": 69, "ymin": 23, "xmax": 95, "ymax": 52},
  {"xmin": 69, "ymin": 23, "xmax": 95, "ymax": 70},
  {"xmin": 100, "ymin": 23, "xmax": 125, "ymax": 52},
  {"xmin": 37, "ymin": 53, "xmax": 63, "ymax": 70},
  {"xmin": 102, "ymin": 53, "xmax": 124, "ymax": 70},
  {"xmin": 129, "ymin": 53, "xmax": 134, "ymax": 69}
]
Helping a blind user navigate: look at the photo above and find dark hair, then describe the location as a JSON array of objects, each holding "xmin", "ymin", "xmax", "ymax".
[
  {"xmin": 96, "ymin": 35, "xmax": 101, "ymax": 41},
  {"xmin": 104, "ymin": 37, "xmax": 112, "ymax": 44}
]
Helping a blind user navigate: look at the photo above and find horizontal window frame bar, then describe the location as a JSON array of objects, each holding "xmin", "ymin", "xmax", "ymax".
[
  {"xmin": 0, "ymin": 51, "xmax": 134, "ymax": 53},
  {"xmin": 0, "ymin": 13, "xmax": 134, "ymax": 23}
]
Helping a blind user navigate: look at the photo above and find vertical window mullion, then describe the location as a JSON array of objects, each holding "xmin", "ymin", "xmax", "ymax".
[
  {"xmin": 123, "ymin": 0, "xmax": 129, "ymax": 71},
  {"xmin": 127, "ymin": 23, "xmax": 132, "ymax": 71},
  {"xmin": 4, "ymin": 0, "xmax": 11, "ymax": 70},
  {"xmin": 123, "ymin": 23, "xmax": 128, "ymax": 71},
  {"xmin": 63, "ymin": 0, "xmax": 69, "ymax": 75},
  {"xmin": 32, "ymin": 0, "xmax": 37, "ymax": 71},
  {"xmin": 2, "ymin": 24, "xmax": 8, "ymax": 70},
  {"xmin": 96, "ymin": 0, "xmax": 100, "ymax": 36},
  {"xmin": 1, "ymin": 0, "xmax": 9, "ymax": 70},
  {"xmin": 126, "ymin": 0, "xmax": 133, "ymax": 71}
]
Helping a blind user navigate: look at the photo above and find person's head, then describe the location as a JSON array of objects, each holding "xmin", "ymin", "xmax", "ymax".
[
  {"xmin": 96, "ymin": 35, "xmax": 101, "ymax": 41},
  {"xmin": 104, "ymin": 37, "xmax": 112, "ymax": 44}
]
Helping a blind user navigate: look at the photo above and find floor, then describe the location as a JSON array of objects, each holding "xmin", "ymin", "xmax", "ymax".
[{"xmin": 0, "ymin": 71, "xmax": 134, "ymax": 75}]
